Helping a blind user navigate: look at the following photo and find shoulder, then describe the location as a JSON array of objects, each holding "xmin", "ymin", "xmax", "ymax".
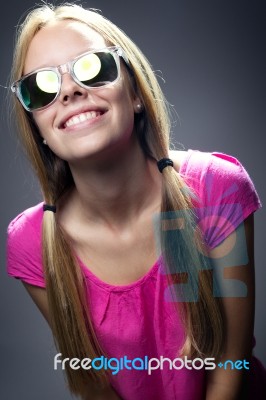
[
  {"xmin": 7, "ymin": 201, "xmax": 44, "ymax": 259},
  {"xmin": 171, "ymin": 149, "xmax": 262, "ymax": 250},
  {"xmin": 170, "ymin": 149, "xmax": 261, "ymax": 203},
  {"xmin": 169, "ymin": 149, "xmax": 188, "ymax": 173},
  {"xmin": 7, "ymin": 202, "xmax": 45, "ymax": 288},
  {"xmin": 7, "ymin": 202, "xmax": 44, "ymax": 240},
  {"xmin": 170, "ymin": 148, "xmax": 246, "ymax": 177}
]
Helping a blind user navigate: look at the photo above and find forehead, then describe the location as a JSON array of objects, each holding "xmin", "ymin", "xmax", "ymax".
[{"xmin": 24, "ymin": 20, "xmax": 107, "ymax": 74}]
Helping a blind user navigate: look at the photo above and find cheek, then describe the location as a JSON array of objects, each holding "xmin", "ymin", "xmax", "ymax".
[
  {"xmin": 112, "ymin": 73, "xmax": 135, "ymax": 106},
  {"xmin": 113, "ymin": 82, "xmax": 135, "ymax": 118},
  {"xmin": 32, "ymin": 109, "xmax": 55, "ymax": 137},
  {"xmin": 114, "ymin": 91, "xmax": 135, "ymax": 133}
]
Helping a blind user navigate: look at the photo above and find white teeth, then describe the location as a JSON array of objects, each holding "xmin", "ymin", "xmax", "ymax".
[
  {"xmin": 79, "ymin": 113, "xmax": 87, "ymax": 122},
  {"xmin": 64, "ymin": 111, "xmax": 100, "ymax": 127}
]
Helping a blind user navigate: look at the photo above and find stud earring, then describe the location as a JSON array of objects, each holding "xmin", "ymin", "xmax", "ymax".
[
  {"xmin": 43, "ymin": 139, "xmax": 47, "ymax": 145},
  {"xmin": 136, "ymin": 103, "xmax": 143, "ymax": 112}
]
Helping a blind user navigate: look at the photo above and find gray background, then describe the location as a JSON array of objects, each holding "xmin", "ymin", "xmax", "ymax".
[{"xmin": 0, "ymin": 0, "xmax": 265, "ymax": 399}]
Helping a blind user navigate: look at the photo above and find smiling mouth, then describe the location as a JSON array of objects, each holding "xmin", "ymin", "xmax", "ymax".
[{"xmin": 63, "ymin": 111, "xmax": 104, "ymax": 128}]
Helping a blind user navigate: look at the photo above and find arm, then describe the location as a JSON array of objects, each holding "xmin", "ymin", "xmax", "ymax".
[
  {"xmin": 205, "ymin": 213, "xmax": 255, "ymax": 400},
  {"xmin": 22, "ymin": 282, "xmax": 50, "ymax": 324}
]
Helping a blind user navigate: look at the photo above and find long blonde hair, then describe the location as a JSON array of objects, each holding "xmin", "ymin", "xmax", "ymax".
[{"xmin": 10, "ymin": 2, "xmax": 224, "ymax": 397}]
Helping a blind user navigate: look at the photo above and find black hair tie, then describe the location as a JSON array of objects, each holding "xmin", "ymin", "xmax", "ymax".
[
  {"xmin": 43, "ymin": 204, "xmax": 56, "ymax": 213},
  {"xmin": 157, "ymin": 158, "xmax": 174, "ymax": 173}
]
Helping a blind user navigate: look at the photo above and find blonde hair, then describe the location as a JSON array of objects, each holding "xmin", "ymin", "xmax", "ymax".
[{"xmin": 11, "ymin": 2, "xmax": 224, "ymax": 397}]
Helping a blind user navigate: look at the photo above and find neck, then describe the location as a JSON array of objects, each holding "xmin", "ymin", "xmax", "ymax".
[{"xmin": 64, "ymin": 137, "xmax": 162, "ymax": 230}]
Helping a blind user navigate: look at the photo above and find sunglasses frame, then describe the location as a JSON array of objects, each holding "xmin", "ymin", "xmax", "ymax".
[{"xmin": 11, "ymin": 46, "xmax": 130, "ymax": 112}]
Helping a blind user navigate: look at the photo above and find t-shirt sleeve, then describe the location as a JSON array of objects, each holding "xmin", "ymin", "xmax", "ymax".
[
  {"xmin": 6, "ymin": 211, "xmax": 45, "ymax": 288},
  {"xmin": 185, "ymin": 151, "xmax": 262, "ymax": 250}
]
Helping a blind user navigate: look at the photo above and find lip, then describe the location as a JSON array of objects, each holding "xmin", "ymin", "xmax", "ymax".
[{"xmin": 58, "ymin": 106, "xmax": 108, "ymax": 129}]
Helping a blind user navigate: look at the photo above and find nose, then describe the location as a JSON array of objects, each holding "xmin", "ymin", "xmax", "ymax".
[{"xmin": 58, "ymin": 73, "xmax": 88, "ymax": 105}]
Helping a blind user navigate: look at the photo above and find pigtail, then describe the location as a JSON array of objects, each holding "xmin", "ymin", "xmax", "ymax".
[
  {"xmin": 159, "ymin": 166, "xmax": 224, "ymax": 358},
  {"xmin": 42, "ymin": 210, "xmax": 109, "ymax": 396}
]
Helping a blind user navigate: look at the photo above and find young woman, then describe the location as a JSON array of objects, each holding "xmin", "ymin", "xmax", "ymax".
[{"xmin": 7, "ymin": 2, "xmax": 265, "ymax": 399}]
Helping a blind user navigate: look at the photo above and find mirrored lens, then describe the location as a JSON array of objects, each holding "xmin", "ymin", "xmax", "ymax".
[
  {"xmin": 36, "ymin": 70, "xmax": 59, "ymax": 93},
  {"xmin": 74, "ymin": 51, "xmax": 118, "ymax": 87},
  {"xmin": 20, "ymin": 70, "xmax": 59, "ymax": 110}
]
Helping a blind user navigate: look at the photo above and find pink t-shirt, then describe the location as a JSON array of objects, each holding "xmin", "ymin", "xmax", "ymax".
[{"xmin": 6, "ymin": 149, "xmax": 263, "ymax": 400}]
